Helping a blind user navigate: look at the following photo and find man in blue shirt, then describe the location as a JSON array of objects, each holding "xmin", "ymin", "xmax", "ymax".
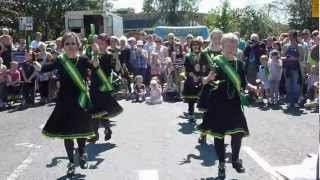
[{"xmin": 128, "ymin": 38, "xmax": 148, "ymax": 82}]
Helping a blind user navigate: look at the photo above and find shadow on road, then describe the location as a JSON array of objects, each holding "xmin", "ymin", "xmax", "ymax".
[
  {"xmin": 282, "ymin": 107, "xmax": 307, "ymax": 116},
  {"xmin": 179, "ymin": 144, "xmax": 217, "ymax": 167},
  {"xmin": 56, "ymin": 173, "xmax": 86, "ymax": 180},
  {"xmin": 46, "ymin": 157, "xmax": 69, "ymax": 168},
  {"xmin": 86, "ymin": 142, "xmax": 117, "ymax": 169},
  {"xmin": 6, "ymin": 102, "xmax": 45, "ymax": 113},
  {"xmin": 46, "ymin": 143, "xmax": 116, "ymax": 170},
  {"xmin": 177, "ymin": 121, "xmax": 197, "ymax": 135},
  {"xmin": 179, "ymin": 112, "xmax": 203, "ymax": 120},
  {"xmin": 200, "ymin": 177, "xmax": 238, "ymax": 180}
]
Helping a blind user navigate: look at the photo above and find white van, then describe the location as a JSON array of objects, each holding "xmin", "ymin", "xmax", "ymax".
[{"xmin": 65, "ymin": 10, "xmax": 123, "ymax": 37}]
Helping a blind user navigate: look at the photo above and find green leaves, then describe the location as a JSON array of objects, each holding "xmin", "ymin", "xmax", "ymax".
[
  {"xmin": 287, "ymin": 0, "xmax": 318, "ymax": 30},
  {"xmin": 205, "ymin": 0, "xmax": 289, "ymax": 39},
  {"xmin": 142, "ymin": 0, "xmax": 201, "ymax": 26},
  {"xmin": 1, "ymin": 0, "xmax": 111, "ymax": 40}
]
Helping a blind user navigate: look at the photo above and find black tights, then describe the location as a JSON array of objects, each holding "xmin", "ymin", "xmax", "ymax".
[
  {"xmin": 188, "ymin": 101, "xmax": 195, "ymax": 115},
  {"xmin": 64, "ymin": 138, "xmax": 86, "ymax": 163},
  {"xmin": 214, "ymin": 133, "xmax": 243, "ymax": 164}
]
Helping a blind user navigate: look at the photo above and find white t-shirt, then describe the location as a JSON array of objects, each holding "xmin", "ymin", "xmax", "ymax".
[
  {"xmin": 153, "ymin": 46, "xmax": 167, "ymax": 65},
  {"xmin": 268, "ymin": 59, "xmax": 282, "ymax": 81},
  {"xmin": 30, "ymin": 40, "xmax": 43, "ymax": 49},
  {"xmin": 257, "ymin": 64, "xmax": 270, "ymax": 89}
]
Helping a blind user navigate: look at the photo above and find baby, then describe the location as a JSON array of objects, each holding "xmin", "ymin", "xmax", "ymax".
[
  {"xmin": 146, "ymin": 78, "xmax": 163, "ymax": 105},
  {"xmin": 133, "ymin": 75, "xmax": 146, "ymax": 102}
]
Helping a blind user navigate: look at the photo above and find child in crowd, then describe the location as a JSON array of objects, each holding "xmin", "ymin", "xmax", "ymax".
[
  {"xmin": 257, "ymin": 55, "xmax": 270, "ymax": 105},
  {"xmin": 146, "ymin": 78, "xmax": 162, "ymax": 105},
  {"xmin": 6, "ymin": 61, "xmax": 21, "ymax": 96},
  {"xmin": 0, "ymin": 57, "xmax": 7, "ymax": 109},
  {"xmin": 163, "ymin": 57, "xmax": 180, "ymax": 101},
  {"xmin": 149, "ymin": 52, "xmax": 161, "ymax": 80},
  {"xmin": 304, "ymin": 65, "xmax": 319, "ymax": 108},
  {"xmin": 133, "ymin": 75, "xmax": 146, "ymax": 102},
  {"xmin": 268, "ymin": 50, "xmax": 282, "ymax": 104},
  {"xmin": 20, "ymin": 51, "xmax": 38, "ymax": 106}
]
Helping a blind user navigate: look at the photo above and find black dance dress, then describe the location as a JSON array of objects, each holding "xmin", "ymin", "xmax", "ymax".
[
  {"xmin": 182, "ymin": 52, "xmax": 202, "ymax": 103},
  {"xmin": 197, "ymin": 48, "xmax": 222, "ymax": 111},
  {"xmin": 41, "ymin": 56, "xmax": 95, "ymax": 139},
  {"xmin": 198, "ymin": 55, "xmax": 249, "ymax": 139},
  {"xmin": 89, "ymin": 53, "xmax": 123, "ymax": 119}
]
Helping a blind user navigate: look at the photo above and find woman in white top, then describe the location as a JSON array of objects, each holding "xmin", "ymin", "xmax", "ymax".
[
  {"xmin": 152, "ymin": 36, "xmax": 168, "ymax": 73},
  {"xmin": 37, "ymin": 42, "xmax": 53, "ymax": 104}
]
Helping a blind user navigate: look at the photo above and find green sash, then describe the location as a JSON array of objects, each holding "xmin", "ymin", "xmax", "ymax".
[
  {"xmin": 59, "ymin": 53, "xmax": 91, "ymax": 109},
  {"xmin": 213, "ymin": 55, "xmax": 249, "ymax": 108},
  {"xmin": 91, "ymin": 52, "xmax": 113, "ymax": 92}
]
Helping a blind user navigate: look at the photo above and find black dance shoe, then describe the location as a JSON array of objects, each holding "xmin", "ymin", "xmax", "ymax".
[
  {"xmin": 66, "ymin": 162, "xmax": 75, "ymax": 176},
  {"xmin": 217, "ymin": 163, "xmax": 226, "ymax": 179},
  {"xmin": 232, "ymin": 159, "xmax": 245, "ymax": 173},
  {"xmin": 79, "ymin": 155, "xmax": 88, "ymax": 169},
  {"xmin": 104, "ymin": 128, "xmax": 112, "ymax": 141}
]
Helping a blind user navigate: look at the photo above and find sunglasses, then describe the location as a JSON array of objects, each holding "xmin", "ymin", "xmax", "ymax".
[
  {"xmin": 64, "ymin": 42, "xmax": 76, "ymax": 46},
  {"xmin": 155, "ymin": 41, "xmax": 161, "ymax": 43},
  {"xmin": 271, "ymin": 53, "xmax": 279, "ymax": 56}
]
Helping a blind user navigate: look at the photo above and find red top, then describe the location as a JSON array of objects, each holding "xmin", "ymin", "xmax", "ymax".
[{"xmin": 7, "ymin": 69, "xmax": 21, "ymax": 82}]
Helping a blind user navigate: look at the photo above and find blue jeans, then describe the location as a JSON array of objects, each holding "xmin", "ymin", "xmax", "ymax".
[{"xmin": 284, "ymin": 69, "xmax": 300, "ymax": 105}]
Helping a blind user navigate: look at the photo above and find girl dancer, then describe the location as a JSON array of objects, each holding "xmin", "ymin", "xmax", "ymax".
[
  {"xmin": 203, "ymin": 33, "xmax": 251, "ymax": 179},
  {"xmin": 88, "ymin": 34, "xmax": 123, "ymax": 143},
  {"xmin": 182, "ymin": 39, "xmax": 203, "ymax": 121},
  {"xmin": 37, "ymin": 32, "xmax": 99, "ymax": 176},
  {"xmin": 197, "ymin": 29, "xmax": 223, "ymax": 144}
]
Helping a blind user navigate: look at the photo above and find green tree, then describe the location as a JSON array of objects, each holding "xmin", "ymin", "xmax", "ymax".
[
  {"xmin": 205, "ymin": 0, "xmax": 236, "ymax": 32},
  {"xmin": 205, "ymin": 1, "xmax": 289, "ymax": 39},
  {"xmin": 287, "ymin": 0, "xmax": 318, "ymax": 30},
  {"xmin": 0, "ymin": 0, "xmax": 24, "ymax": 32},
  {"xmin": 143, "ymin": 0, "xmax": 155, "ymax": 13},
  {"xmin": 24, "ymin": 0, "xmax": 105, "ymax": 40},
  {"xmin": 1, "ymin": 0, "xmax": 117, "ymax": 40},
  {"xmin": 142, "ymin": 0, "xmax": 200, "ymax": 26}
]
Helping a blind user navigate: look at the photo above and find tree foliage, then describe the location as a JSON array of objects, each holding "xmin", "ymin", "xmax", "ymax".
[
  {"xmin": 142, "ymin": 0, "xmax": 200, "ymax": 26},
  {"xmin": 287, "ymin": 0, "xmax": 318, "ymax": 30},
  {"xmin": 205, "ymin": 0, "xmax": 289, "ymax": 39},
  {"xmin": 1, "ymin": 0, "xmax": 113, "ymax": 40}
]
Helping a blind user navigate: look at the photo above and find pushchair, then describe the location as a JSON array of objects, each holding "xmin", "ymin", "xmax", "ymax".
[
  {"xmin": 110, "ymin": 71, "xmax": 130, "ymax": 100},
  {"xmin": 5, "ymin": 81, "xmax": 24, "ymax": 108}
]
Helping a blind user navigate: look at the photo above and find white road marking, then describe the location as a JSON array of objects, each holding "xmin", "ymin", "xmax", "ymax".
[
  {"xmin": 16, "ymin": 143, "xmax": 42, "ymax": 149},
  {"xmin": 274, "ymin": 155, "xmax": 317, "ymax": 180},
  {"xmin": 243, "ymin": 146, "xmax": 284, "ymax": 180},
  {"xmin": 6, "ymin": 153, "xmax": 36, "ymax": 180},
  {"xmin": 138, "ymin": 169, "xmax": 159, "ymax": 180}
]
